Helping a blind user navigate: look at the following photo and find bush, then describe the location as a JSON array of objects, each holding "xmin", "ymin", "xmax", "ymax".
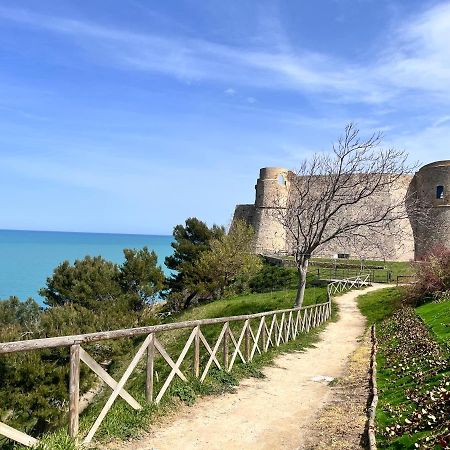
[
  {"xmin": 165, "ymin": 219, "xmax": 261, "ymax": 310},
  {"xmin": 249, "ymin": 263, "xmax": 297, "ymax": 293},
  {"xmin": 407, "ymin": 245, "xmax": 450, "ymax": 305},
  {"xmin": 192, "ymin": 220, "xmax": 262, "ymax": 299}
]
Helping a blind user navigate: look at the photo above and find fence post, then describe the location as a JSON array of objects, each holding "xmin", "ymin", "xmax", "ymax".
[
  {"xmin": 223, "ymin": 322, "xmax": 229, "ymax": 370},
  {"xmin": 193, "ymin": 326, "xmax": 200, "ymax": 378},
  {"xmin": 245, "ymin": 321, "xmax": 251, "ymax": 362},
  {"xmin": 261, "ymin": 317, "xmax": 266, "ymax": 351},
  {"xmin": 146, "ymin": 333, "xmax": 155, "ymax": 402},
  {"xmin": 285, "ymin": 313, "xmax": 290, "ymax": 341},
  {"xmin": 69, "ymin": 342, "xmax": 80, "ymax": 438}
]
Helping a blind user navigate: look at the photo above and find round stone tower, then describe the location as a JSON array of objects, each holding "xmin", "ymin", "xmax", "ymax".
[
  {"xmin": 409, "ymin": 160, "xmax": 450, "ymax": 259},
  {"xmin": 253, "ymin": 167, "xmax": 290, "ymax": 253},
  {"xmin": 255, "ymin": 167, "xmax": 290, "ymax": 207}
]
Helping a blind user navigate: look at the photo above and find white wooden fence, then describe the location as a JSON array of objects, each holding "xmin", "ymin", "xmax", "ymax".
[{"xmin": 326, "ymin": 274, "xmax": 371, "ymax": 298}]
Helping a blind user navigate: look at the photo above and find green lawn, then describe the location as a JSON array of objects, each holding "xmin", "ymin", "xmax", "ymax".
[
  {"xmin": 416, "ymin": 299, "xmax": 450, "ymax": 348},
  {"xmin": 357, "ymin": 287, "xmax": 404, "ymax": 324},
  {"xmin": 22, "ymin": 286, "xmax": 331, "ymax": 449},
  {"xmin": 171, "ymin": 286, "xmax": 327, "ymax": 322},
  {"xmin": 284, "ymin": 257, "xmax": 414, "ymax": 283}
]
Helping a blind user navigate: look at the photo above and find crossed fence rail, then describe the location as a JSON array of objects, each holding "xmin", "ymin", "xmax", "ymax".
[
  {"xmin": 326, "ymin": 274, "xmax": 371, "ymax": 298},
  {"xmin": 317, "ymin": 267, "xmax": 392, "ymax": 283},
  {"xmin": 0, "ymin": 276, "xmax": 370, "ymax": 447}
]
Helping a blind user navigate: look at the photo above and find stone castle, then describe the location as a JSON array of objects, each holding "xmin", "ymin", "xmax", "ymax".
[{"xmin": 232, "ymin": 161, "xmax": 450, "ymax": 261}]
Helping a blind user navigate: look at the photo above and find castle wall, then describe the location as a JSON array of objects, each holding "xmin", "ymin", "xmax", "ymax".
[
  {"xmin": 252, "ymin": 207, "xmax": 287, "ymax": 253},
  {"xmin": 232, "ymin": 204, "xmax": 256, "ymax": 226},
  {"xmin": 232, "ymin": 161, "xmax": 450, "ymax": 262},
  {"xmin": 311, "ymin": 176, "xmax": 414, "ymax": 261}
]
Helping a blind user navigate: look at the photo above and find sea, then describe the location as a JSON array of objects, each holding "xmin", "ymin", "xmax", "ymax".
[{"xmin": 0, "ymin": 230, "xmax": 173, "ymax": 306}]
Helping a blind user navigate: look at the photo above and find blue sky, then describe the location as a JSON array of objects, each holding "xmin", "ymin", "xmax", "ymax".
[{"xmin": 1, "ymin": 0, "xmax": 450, "ymax": 235}]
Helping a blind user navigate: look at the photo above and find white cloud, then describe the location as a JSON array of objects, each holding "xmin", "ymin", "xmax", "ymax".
[
  {"xmin": 246, "ymin": 96, "xmax": 256, "ymax": 104},
  {"xmin": 1, "ymin": 3, "xmax": 450, "ymax": 106},
  {"xmin": 372, "ymin": 2, "xmax": 450, "ymax": 100}
]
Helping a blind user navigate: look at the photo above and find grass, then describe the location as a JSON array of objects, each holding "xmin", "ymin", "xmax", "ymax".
[
  {"xmin": 357, "ymin": 287, "xmax": 405, "ymax": 324},
  {"xmin": 170, "ymin": 286, "xmax": 327, "ymax": 322},
  {"xmin": 416, "ymin": 299, "xmax": 450, "ymax": 349},
  {"xmin": 311, "ymin": 257, "xmax": 413, "ymax": 275},
  {"xmin": 282, "ymin": 256, "xmax": 414, "ymax": 283},
  {"xmin": 10, "ymin": 285, "xmax": 332, "ymax": 449}
]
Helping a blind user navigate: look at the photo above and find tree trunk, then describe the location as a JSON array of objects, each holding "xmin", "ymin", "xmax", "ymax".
[
  {"xmin": 294, "ymin": 258, "xmax": 309, "ymax": 308},
  {"xmin": 183, "ymin": 291, "xmax": 197, "ymax": 309}
]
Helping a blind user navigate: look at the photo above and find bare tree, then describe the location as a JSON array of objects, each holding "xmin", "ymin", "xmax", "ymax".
[{"xmin": 274, "ymin": 123, "xmax": 426, "ymax": 308}]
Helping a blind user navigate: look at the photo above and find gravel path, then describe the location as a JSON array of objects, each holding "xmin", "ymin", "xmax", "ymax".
[{"xmin": 110, "ymin": 284, "xmax": 390, "ymax": 450}]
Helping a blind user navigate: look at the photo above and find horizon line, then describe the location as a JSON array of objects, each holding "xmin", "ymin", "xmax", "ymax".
[{"xmin": 0, "ymin": 228, "xmax": 172, "ymax": 237}]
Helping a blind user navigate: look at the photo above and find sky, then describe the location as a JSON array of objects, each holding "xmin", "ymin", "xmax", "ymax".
[{"xmin": 1, "ymin": 0, "xmax": 449, "ymax": 235}]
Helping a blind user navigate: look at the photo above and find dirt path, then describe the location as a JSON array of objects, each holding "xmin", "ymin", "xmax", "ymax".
[
  {"xmin": 300, "ymin": 329, "xmax": 372, "ymax": 449},
  {"xmin": 111, "ymin": 284, "xmax": 390, "ymax": 450}
]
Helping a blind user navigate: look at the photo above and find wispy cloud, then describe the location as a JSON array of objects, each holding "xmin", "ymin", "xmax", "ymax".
[
  {"xmin": 433, "ymin": 115, "xmax": 450, "ymax": 127},
  {"xmin": 372, "ymin": 2, "xmax": 450, "ymax": 99},
  {"xmin": 224, "ymin": 88, "xmax": 236, "ymax": 96},
  {"xmin": 1, "ymin": 3, "xmax": 450, "ymax": 106}
]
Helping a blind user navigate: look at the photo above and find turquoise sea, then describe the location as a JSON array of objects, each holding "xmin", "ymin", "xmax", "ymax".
[{"xmin": 0, "ymin": 230, "xmax": 173, "ymax": 305}]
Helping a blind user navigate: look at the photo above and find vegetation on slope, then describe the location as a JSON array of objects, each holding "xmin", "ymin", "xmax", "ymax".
[
  {"xmin": 376, "ymin": 307, "xmax": 449, "ymax": 449},
  {"xmin": 357, "ymin": 287, "xmax": 404, "ymax": 324},
  {"xmin": 357, "ymin": 266, "xmax": 450, "ymax": 449}
]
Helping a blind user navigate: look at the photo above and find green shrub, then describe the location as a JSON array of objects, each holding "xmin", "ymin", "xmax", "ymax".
[{"xmin": 249, "ymin": 263, "xmax": 297, "ymax": 293}]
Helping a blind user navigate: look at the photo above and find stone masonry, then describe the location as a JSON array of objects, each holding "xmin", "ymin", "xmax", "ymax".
[{"xmin": 232, "ymin": 161, "xmax": 450, "ymax": 261}]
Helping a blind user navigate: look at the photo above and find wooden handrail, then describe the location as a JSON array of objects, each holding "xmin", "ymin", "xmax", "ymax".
[{"xmin": 0, "ymin": 303, "xmax": 323, "ymax": 354}]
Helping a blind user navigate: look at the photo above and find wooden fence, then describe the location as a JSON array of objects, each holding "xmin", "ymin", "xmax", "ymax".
[
  {"xmin": 396, "ymin": 274, "xmax": 416, "ymax": 286},
  {"xmin": 326, "ymin": 274, "xmax": 371, "ymax": 298},
  {"xmin": 0, "ymin": 276, "xmax": 369, "ymax": 447}
]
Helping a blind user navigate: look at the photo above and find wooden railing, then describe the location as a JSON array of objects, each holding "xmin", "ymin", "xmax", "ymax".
[
  {"xmin": 396, "ymin": 274, "xmax": 416, "ymax": 286},
  {"xmin": 326, "ymin": 274, "xmax": 372, "ymax": 299},
  {"xmin": 0, "ymin": 299, "xmax": 333, "ymax": 447}
]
